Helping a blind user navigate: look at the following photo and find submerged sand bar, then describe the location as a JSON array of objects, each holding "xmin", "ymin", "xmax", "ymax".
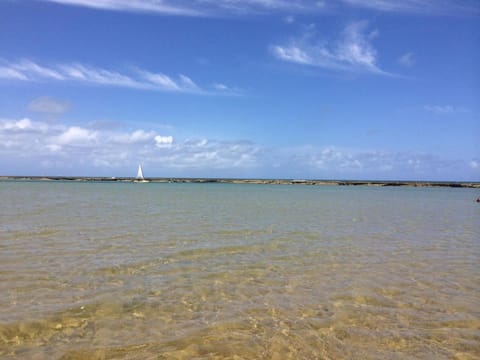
[{"xmin": 1, "ymin": 176, "xmax": 479, "ymax": 188}]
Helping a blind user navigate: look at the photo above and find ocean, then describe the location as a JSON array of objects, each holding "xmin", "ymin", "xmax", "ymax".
[{"xmin": 1, "ymin": 181, "xmax": 479, "ymax": 359}]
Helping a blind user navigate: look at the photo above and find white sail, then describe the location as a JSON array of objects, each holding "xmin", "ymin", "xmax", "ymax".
[{"xmin": 136, "ymin": 164, "xmax": 144, "ymax": 180}]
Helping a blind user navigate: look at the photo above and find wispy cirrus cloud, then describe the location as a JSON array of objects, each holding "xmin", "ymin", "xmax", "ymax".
[
  {"xmin": 424, "ymin": 105, "xmax": 469, "ymax": 114},
  {"xmin": 271, "ymin": 21, "xmax": 391, "ymax": 75},
  {"xmin": 37, "ymin": 0, "xmax": 317, "ymax": 16},
  {"xmin": 340, "ymin": 0, "xmax": 480, "ymax": 15},
  {"xmin": 37, "ymin": 0, "xmax": 202, "ymax": 16},
  {"xmin": 398, "ymin": 52, "xmax": 415, "ymax": 67},
  {"xmin": 36, "ymin": 0, "xmax": 480, "ymax": 16},
  {"xmin": 0, "ymin": 59, "xmax": 236, "ymax": 95}
]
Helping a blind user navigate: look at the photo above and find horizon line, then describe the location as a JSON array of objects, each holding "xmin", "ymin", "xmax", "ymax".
[{"xmin": 1, "ymin": 175, "xmax": 479, "ymax": 188}]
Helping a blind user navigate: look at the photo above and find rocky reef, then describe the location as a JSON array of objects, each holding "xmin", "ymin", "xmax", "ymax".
[{"xmin": 1, "ymin": 176, "xmax": 479, "ymax": 188}]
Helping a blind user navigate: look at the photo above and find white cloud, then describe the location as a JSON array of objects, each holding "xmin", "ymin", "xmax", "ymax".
[
  {"xmin": 0, "ymin": 59, "xmax": 236, "ymax": 95},
  {"xmin": 0, "ymin": 118, "xmax": 33, "ymax": 131},
  {"xmin": 28, "ymin": 96, "xmax": 70, "ymax": 115},
  {"xmin": 179, "ymin": 74, "xmax": 200, "ymax": 90},
  {"xmin": 213, "ymin": 83, "xmax": 229, "ymax": 91},
  {"xmin": 339, "ymin": 0, "xmax": 479, "ymax": 15},
  {"xmin": 0, "ymin": 66, "xmax": 29, "ymax": 80},
  {"xmin": 283, "ymin": 145, "xmax": 469, "ymax": 180},
  {"xmin": 12, "ymin": 60, "xmax": 65, "ymax": 80},
  {"xmin": 59, "ymin": 63, "xmax": 142, "ymax": 88},
  {"xmin": 211, "ymin": 83, "xmax": 243, "ymax": 95},
  {"xmin": 272, "ymin": 46, "xmax": 313, "ymax": 65},
  {"xmin": 271, "ymin": 21, "xmax": 390, "ymax": 75},
  {"xmin": 154, "ymin": 135, "xmax": 174, "ymax": 147},
  {"xmin": 37, "ymin": 0, "xmax": 480, "ymax": 16},
  {"xmin": 0, "ymin": 118, "xmax": 57, "ymax": 157},
  {"xmin": 341, "ymin": 0, "xmax": 421, "ymax": 12},
  {"xmin": 0, "ymin": 117, "xmax": 475, "ymax": 180},
  {"xmin": 137, "ymin": 70, "xmax": 182, "ymax": 91},
  {"xmin": 337, "ymin": 21, "xmax": 380, "ymax": 70},
  {"xmin": 169, "ymin": 139, "xmax": 260, "ymax": 170},
  {"xmin": 56, "ymin": 126, "xmax": 97, "ymax": 145},
  {"xmin": 113, "ymin": 129, "xmax": 157, "ymax": 144},
  {"xmin": 0, "ymin": 117, "xmax": 263, "ymax": 175},
  {"xmin": 0, "ymin": 118, "xmax": 49, "ymax": 133},
  {"xmin": 39, "ymin": 0, "xmax": 202, "ymax": 16},
  {"xmin": 37, "ymin": 0, "xmax": 320, "ymax": 16},
  {"xmin": 424, "ymin": 105, "xmax": 469, "ymax": 114},
  {"xmin": 398, "ymin": 52, "xmax": 415, "ymax": 67}
]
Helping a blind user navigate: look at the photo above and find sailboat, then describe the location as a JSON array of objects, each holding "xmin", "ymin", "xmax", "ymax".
[{"xmin": 134, "ymin": 164, "xmax": 149, "ymax": 183}]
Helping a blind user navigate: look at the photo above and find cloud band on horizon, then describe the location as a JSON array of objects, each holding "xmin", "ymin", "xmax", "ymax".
[{"xmin": 1, "ymin": 117, "xmax": 477, "ymax": 180}]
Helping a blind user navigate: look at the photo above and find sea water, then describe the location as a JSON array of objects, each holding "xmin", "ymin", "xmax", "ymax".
[{"xmin": 0, "ymin": 181, "xmax": 479, "ymax": 359}]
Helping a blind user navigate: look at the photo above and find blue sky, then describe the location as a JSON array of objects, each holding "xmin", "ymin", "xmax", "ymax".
[{"xmin": 0, "ymin": 0, "xmax": 479, "ymax": 180}]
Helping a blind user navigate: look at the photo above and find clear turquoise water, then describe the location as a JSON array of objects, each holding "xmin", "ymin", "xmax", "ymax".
[{"xmin": 1, "ymin": 181, "xmax": 479, "ymax": 359}]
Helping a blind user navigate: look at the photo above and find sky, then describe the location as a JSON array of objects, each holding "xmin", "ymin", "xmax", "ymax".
[{"xmin": 0, "ymin": 0, "xmax": 479, "ymax": 180}]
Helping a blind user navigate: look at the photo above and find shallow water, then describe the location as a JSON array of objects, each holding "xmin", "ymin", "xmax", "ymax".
[{"xmin": 1, "ymin": 181, "xmax": 479, "ymax": 359}]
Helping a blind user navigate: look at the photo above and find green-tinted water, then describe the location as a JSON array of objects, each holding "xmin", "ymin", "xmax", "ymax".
[{"xmin": 1, "ymin": 182, "xmax": 479, "ymax": 359}]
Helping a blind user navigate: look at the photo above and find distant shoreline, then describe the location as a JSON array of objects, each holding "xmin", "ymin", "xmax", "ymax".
[{"xmin": 1, "ymin": 176, "xmax": 479, "ymax": 188}]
